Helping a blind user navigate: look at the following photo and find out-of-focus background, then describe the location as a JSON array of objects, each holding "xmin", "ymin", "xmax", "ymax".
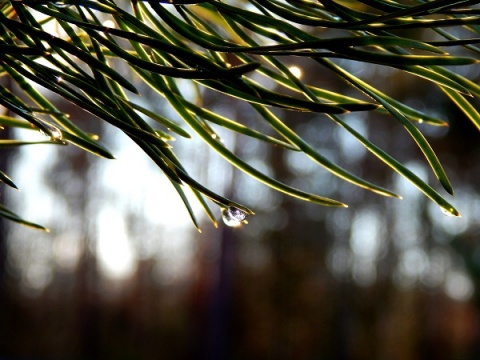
[{"xmin": 1, "ymin": 37, "xmax": 480, "ymax": 360}]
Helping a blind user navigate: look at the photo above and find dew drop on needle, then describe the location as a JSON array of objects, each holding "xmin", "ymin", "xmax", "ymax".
[
  {"xmin": 222, "ymin": 206, "xmax": 247, "ymax": 227},
  {"xmin": 39, "ymin": 122, "xmax": 63, "ymax": 142}
]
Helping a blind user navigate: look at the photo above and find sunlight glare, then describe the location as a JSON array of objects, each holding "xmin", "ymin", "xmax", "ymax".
[
  {"xmin": 288, "ymin": 65, "xmax": 303, "ymax": 79},
  {"xmin": 97, "ymin": 206, "xmax": 136, "ymax": 280},
  {"xmin": 102, "ymin": 20, "xmax": 115, "ymax": 28}
]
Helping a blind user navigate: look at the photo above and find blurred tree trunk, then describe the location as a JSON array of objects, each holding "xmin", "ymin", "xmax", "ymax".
[{"xmin": 43, "ymin": 100, "xmax": 102, "ymax": 358}]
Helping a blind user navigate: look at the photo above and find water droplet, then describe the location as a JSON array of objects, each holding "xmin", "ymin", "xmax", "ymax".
[
  {"xmin": 52, "ymin": 1, "xmax": 71, "ymax": 8},
  {"xmin": 39, "ymin": 122, "xmax": 63, "ymax": 141},
  {"xmin": 222, "ymin": 207, "xmax": 247, "ymax": 227}
]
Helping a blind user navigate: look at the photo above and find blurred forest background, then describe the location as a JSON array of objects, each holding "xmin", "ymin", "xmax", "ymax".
[{"xmin": 1, "ymin": 4, "xmax": 480, "ymax": 360}]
